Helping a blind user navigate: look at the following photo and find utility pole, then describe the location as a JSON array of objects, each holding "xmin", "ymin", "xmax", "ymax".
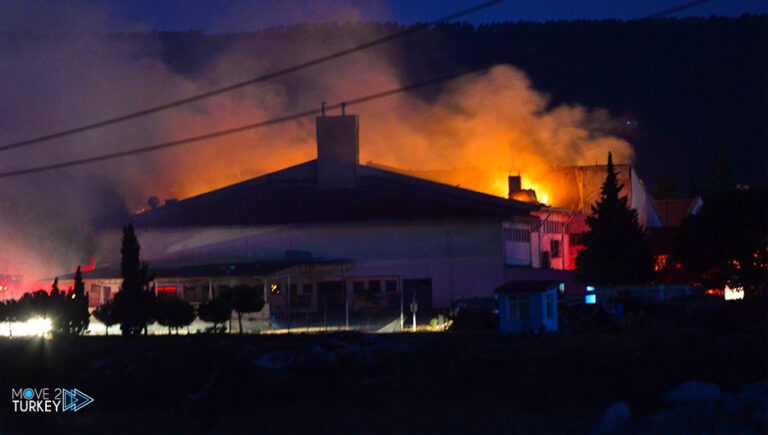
[
  {"xmin": 345, "ymin": 296, "xmax": 349, "ymax": 331},
  {"xmin": 263, "ymin": 281, "xmax": 272, "ymax": 331},
  {"xmin": 400, "ymin": 290, "xmax": 404, "ymax": 331},
  {"xmin": 411, "ymin": 292, "xmax": 418, "ymax": 332},
  {"xmin": 287, "ymin": 275, "xmax": 292, "ymax": 333}
]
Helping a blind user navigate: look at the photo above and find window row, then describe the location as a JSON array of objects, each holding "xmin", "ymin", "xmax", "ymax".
[
  {"xmin": 504, "ymin": 227, "xmax": 531, "ymax": 243},
  {"xmin": 541, "ymin": 220, "xmax": 565, "ymax": 234},
  {"xmin": 352, "ymin": 278, "xmax": 398, "ymax": 294}
]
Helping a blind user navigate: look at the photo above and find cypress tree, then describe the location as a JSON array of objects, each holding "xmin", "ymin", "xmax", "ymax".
[
  {"xmin": 67, "ymin": 266, "xmax": 90, "ymax": 335},
  {"xmin": 575, "ymin": 153, "xmax": 654, "ymax": 286},
  {"xmin": 113, "ymin": 224, "xmax": 155, "ymax": 336}
]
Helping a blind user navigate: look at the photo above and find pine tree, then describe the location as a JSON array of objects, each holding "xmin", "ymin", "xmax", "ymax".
[
  {"xmin": 575, "ymin": 153, "xmax": 654, "ymax": 286},
  {"xmin": 113, "ymin": 224, "xmax": 155, "ymax": 336}
]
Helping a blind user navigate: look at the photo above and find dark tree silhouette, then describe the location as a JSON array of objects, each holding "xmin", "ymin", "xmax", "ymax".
[
  {"xmin": 0, "ymin": 300, "xmax": 15, "ymax": 336},
  {"xmin": 92, "ymin": 300, "xmax": 118, "ymax": 335},
  {"xmin": 671, "ymin": 187, "xmax": 767, "ymax": 297},
  {"xmin": 47, "ymin": 278, "xmax": 67, "ymax": 334},
  {"xmin": 60, "ymin": 266, "xmax": 90, "ymax": 335},
  {"xmin": 29, "ymin": 289, "xmax": 52, "ymax": 320},
  {"xmin": 710, "ymin": 142, "xmax": 734, "ymax": 194},
  {"xmin": 155, "ymin": 295, "xmax": 196, "ymax": 334},
  {"xmin": 576, "ymin": 153, "xmax": 654, "ymax": 286},
  {"xmin": 228, "ymin": 285, "xmax": 265, "ymax": 333},
  {"xmin": 198, "ymin": 296, "xmax": 232, "ymax": 333},
  {"xmin": 113, "ymin": 224, "xmax": 155, "ymax": 336},
  {"xmin": 14, "ymin": 293, "xmax": 34, "ymax": 323}
]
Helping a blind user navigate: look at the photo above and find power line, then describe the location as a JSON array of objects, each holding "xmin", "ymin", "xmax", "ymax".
[
  {"xmin": 0, "ymin": 0, "xmax": 506, "ymax": 153},
  {"xmin": 0, "ymin": 0, "xmax": 710, "ymax": 180}
]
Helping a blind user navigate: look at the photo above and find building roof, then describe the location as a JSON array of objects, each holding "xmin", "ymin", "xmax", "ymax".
[
  {"xmin": 653, "ymin": 197, "xmax": 703, "ymax": 227},
  {"xmin": 494, "ymin": 280, "xmax": 561, "ymax": 294},
  {"xmin": 132, "ymin": 160, "xmax": 539, "ymax": 227},
  {"xmin": 59, "ymin": 259, "xmax": 340, "ymax": 281}
]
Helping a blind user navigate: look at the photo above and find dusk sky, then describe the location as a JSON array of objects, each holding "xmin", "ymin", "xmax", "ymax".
[{"xmin": 1, "ymin": 0, "xmax": 766, "ymax": 33}]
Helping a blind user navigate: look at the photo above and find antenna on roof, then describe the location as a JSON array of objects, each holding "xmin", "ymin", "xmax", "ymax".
[{"xmin": 321, "ymin": 101, "xmax": 327, "ymax": 117}]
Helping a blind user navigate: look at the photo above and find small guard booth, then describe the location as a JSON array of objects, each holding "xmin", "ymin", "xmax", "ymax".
[{"xmin": 494, "ymin": 280, "xmax": 559, "ymax": 333}]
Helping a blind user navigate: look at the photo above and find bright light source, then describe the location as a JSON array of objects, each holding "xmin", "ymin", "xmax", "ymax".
[
  {"xmin": 558, "ymin": 283, "xmax": 565, "ymax": 293},
  {"xmin": 585, "ymin": 294, "xmax": 596, "ymax": 304},
  {"xmin": 14, "ymin": 318, "xmax": 52, "ymax": 336},
  {"xmin": 586, "ymin": 286, "xmax": 595, "ymax": 292},
  {"xmin": 724, "ymin": 285, "xmax": 744, "ymax": 300}
]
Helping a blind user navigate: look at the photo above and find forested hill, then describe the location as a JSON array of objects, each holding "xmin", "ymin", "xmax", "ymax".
[{"xmin": 9, "ymin": 15, "xmax": 767, "ymax": 195}]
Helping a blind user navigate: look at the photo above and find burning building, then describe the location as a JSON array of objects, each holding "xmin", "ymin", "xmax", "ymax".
[{"xmin": 62, "ymin": 108, "xmax": 660, "ymax": 323}]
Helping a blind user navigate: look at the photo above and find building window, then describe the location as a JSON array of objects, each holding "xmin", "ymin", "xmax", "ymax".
[
  {"xmin": 369, "ymin": 280, "xmax": 382, "ymax": 293},
  {"xmin": 89, "ymin": 284, "xmax": 102, "ymax": 307},
  {"xmin": 546, "ymin": 294, "xmax": 554, "ymax": 319},
  {"xmin": 542, "ymin": 221, "xmax": 564, "ymax": 234},
  {"xmin": 289, "ymin": 283, "xmax": 297, "ymax": 294},
  {"xmin": 302, "ymin": 283, "xmax": 313, "ymax": 295},
  {"xmin": 517, "ymin": 229, "xmax": 531, "ymax": 243},
  {"xmin": 103, "ymin": 286, "xmax": 112, "ymax": 300},
  {"xmin": 569, "ymin": 233, "xmax": 584, "ymax": 246},
  {"xmin": 352, "ymin": 281, "xmax": 366, "ymax": 294},
  {"xmin": 519, "ymin": 296, "xmax": 530, "ymax": 320},
  {"xmin": 385, "ymin": 280, "xmax": 397, "ymax": 292},
  {"xmin": 550, "ymin": 239, "xmax": 562, "ymax": 258},
  {"xmin": 504, "ymin": 227, "xmax": 531, "ymax": 243},
  {"xmin": 508, "ymin": 295, "xmax": 531, "ymax": 320}
]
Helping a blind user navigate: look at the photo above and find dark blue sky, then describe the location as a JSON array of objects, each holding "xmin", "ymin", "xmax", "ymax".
[{"xmin": 2, "ymin": 0, "xmax": 766, "ymax": 33}]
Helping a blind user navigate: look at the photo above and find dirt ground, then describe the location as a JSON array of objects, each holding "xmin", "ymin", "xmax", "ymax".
[{"xmin": 1, "ymin": 328, "xmax": 765, "ymax": 433}]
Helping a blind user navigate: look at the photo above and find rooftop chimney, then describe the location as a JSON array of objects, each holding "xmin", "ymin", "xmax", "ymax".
[
  {"xmin": 316, "ymin": 105, "xmax": 359, "ymax": 188},
  {"xmin": 508, "ymin": 175, "xmax": 538, "ymax": 203},
  {"xmin": 508, "ymin": 176, "xmax": 521, "ymax": 196}
]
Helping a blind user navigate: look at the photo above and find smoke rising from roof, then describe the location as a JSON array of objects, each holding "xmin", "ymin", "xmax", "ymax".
[{"xmin": 0, "ymin": 2, "xmax": 632, "ymax": 290}]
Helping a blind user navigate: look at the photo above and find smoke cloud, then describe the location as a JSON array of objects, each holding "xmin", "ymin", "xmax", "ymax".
[{"xmin": 0, "ymin": 2, "xmax": 632, "ymax": 292}]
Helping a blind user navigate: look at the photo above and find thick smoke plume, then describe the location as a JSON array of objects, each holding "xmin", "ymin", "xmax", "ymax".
[{"xmin": 0, "ymin": 2, "xmax": 632, "ymax": 293}]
